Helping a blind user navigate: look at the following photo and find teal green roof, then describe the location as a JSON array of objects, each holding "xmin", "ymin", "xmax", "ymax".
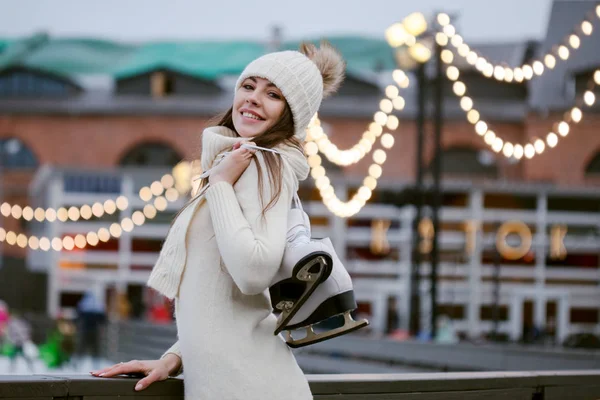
[
  {"xmin": 113, "ymin": 41, "xmax": 266, "ymax": 80},
  {"xmin": 0, "ymin": 34, "xmax": 396, "ymax": 81},
  {"xmin": 25, "ymin": 38, "xmax": 135, "ymax": 75}
]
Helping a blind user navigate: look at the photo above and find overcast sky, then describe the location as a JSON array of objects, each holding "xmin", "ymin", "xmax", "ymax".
[{"xmin": 0, "ymin": 0, "xmax": 559, "ymax": 44}]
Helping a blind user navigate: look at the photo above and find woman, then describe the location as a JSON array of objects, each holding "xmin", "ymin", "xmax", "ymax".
[{"xmin": 92, "ymin": 42, "xmax": 345, "ymax": 399}]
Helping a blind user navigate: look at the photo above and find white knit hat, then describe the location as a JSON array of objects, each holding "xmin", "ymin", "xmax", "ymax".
[{"xmin": 235, "ymin": 50, "xmax": 324, "ymax": 141}]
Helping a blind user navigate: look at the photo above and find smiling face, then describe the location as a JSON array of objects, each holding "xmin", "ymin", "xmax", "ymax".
[{"xmin": 232, "ymin": 77, "xmax": 286, "ymax": 139}]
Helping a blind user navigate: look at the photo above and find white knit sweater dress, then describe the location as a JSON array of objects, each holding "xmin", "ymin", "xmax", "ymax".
[{"xmin": 147, "ymin": 126, "xmax": 313, "ymax": 399}]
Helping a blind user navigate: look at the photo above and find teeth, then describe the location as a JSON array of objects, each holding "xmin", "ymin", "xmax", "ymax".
[{"xmin": 242, "ymin": 112, "xmax": 262, "ymax": 120}]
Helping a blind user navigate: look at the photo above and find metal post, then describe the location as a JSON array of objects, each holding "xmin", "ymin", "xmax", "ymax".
[
  {"xmin": 430, "ymin": 39, "xmax": 443, "ymax": 339},
  {"xmin": 409, "ymin": 62, "xmax": 426, "ymax": 337},
  {"xmin": 492, "ymin": 240, "xmax": 501, "ymax": 340}
]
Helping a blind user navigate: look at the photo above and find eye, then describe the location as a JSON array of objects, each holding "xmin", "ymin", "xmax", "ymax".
[
  {"xmin": 268, "ymin": 92, "xmax": 282, "ymax": 99},
  {"xmin": 243, "ymin": 84, "xmax": 254, "ymax": 90}
]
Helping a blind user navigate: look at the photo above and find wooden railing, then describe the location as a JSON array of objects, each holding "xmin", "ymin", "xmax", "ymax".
[{"xmin": 1, "ymin": 371, "xmax": 600, "ymax": 399}]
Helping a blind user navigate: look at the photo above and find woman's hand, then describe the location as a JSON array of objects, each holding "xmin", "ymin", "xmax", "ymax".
[
  {"xmin": 90, "ymin": 353, "xmax": 182, "ymax": 391},
  {"xmin": 209, "ymin": 141, "xmax": 256, "ymax": 186}
]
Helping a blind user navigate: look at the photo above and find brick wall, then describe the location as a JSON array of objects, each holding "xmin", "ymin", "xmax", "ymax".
[{"xmin": 1, "ymin": 112, "xmax": 599, "ymax": 205}]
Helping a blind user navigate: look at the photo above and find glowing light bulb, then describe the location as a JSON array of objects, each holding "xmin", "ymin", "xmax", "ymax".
[
  {"xmin": 104, "ymin": 200, "xmax": 117, "ymax": 215},
  {"xmin": 502, "ymin": 142, "xmax": 514, "ymax": 158},
  {"xmin": 544, "ymin": 54, "xmax": 556, "ymax": 69},
  {"xmin": 161, "ymin": 174, "xmax": 175, "ymax": 189},
  {"xmin": 374, "ymin": 111, "xmax": 388, "ymax": 126},
  {"xmin": 467, "ymin": 51, "xmax": 478, "ymax": 65},
  {"xmin": 475, "ymin": 121, "xmax": 488, "ymax": 136},
  {"xmin": 493, "ymin": 66, "xmax": 505, "ymax": 81},
  {"xmin": 558, "ymin": 121, "xmax": 570, "ymax": 137},
  {"xmin": 381, "ymin": 133, "xmax": 395, "ymax": 149},
  {"xmin": 393, "ymin": 97, "xmax": 406, "ymax": 110},
  {"xmin": 533, "ymin": 61, "xmax": 544, "ymax": 76},
  {"xmin": 558, "ymin": 45, "xmax": 569, "ymax": 60},
  {"xmin": 492, "ymin": 137, "xmax": 504, "ymax": 153},
  {"xmin": 116, "ymin": 196, "xmax": 129, "ymax": 211},
  {"xmin": 380, "ymin": 99, "xmax": 393, "ymax": 114},
  {"xmin": 369, "ymin": 164, "xmax": 383, "ymax": 178},
  {"xmin": 524, "ymin": 144, "xmax": 535, "ymax": 159},
  {"xmin": 569, "ymin": 34, "xmax": 581, "ymax": 49},
  {"xmin": 385, "ymin": 85, "xmax": 399, "ymax": 99},
  {"xmin": 453, "ymin": 81, "xmax": 466, "ymax": 96},
  {"xmin": 441, "ymin": 49, "xmax": 454, "ymax": 64},
  {"xmin": 435, "ymin": 32, "xmax": 448, "ymax": 46},
  {"xmin": 437, "ymin": 13, "xmax": 450, "ymax": 26},
  {"xmin": 446, "ymin": 66, "xmax": 460, "ymax": 81},
  {"xmin": 484, "ymin": 130, "xmax": 496, "ymax": 145},
  {"xmin": 534, "ymin": 139, "xmax": 545, "ymax": 154},
  {"xmin": 139, "ymin": 187, "xmax": 152, "ymax": 202},
  {"xmin": 571, "ymin": 107, "xmax": 582, "ymax": 123},
  {"xmin": 443, "ymin": 24, "xmax": 456, "ymax": 37},
  {"xmin": 467, "ymin": 110, "xmax": 480, "ymax": 124},
  {"xmin": 582, "ymin": 20, "xmax": 593, "ymax": 36},
  {"xmin": 386, "ymin": 115, "xmax": 399, "ymax": 130},
  {"xmin": 373, "ymin": 150, "xmax": 387, "ymax": 164},
  {"xmin": 523, "ymin": 65, "xmax": 534, "ymax": 80},
  {"xmin": 87, "ymin": 232, "xmax": 99, "ymax": 246},
  {"xmin": 460, "ymin": 96, "xmax": 473, "ymax": 111},
  {"xmin": 584, "ymin": 91, "xmax": 596, "ymax": 106},
  {"xmin": 514, "ymin": 144, "xmax": 524, "ymax": 159},
  {"xmin": 546, "ymin": 132, "xmax": 558, "ymax": 148}
]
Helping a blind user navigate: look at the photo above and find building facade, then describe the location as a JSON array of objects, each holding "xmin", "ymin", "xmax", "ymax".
[{"xmin": 1, "ymin": 0, "xmax": 600, "ymax": 342}]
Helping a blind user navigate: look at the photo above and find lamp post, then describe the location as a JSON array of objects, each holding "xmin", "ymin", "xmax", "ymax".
[{"xmin": 386, "ymin": 13, "xmax": 444, "ymax": 339}]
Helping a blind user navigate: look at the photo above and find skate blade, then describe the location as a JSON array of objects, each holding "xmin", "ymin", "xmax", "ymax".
[
  {"xmin": 285, "ymin": 311, "xmax": 369, "ymax": 349},
  {"xmin": 274, "ymin": 256, "xmax": 328, "ymax": 335}
]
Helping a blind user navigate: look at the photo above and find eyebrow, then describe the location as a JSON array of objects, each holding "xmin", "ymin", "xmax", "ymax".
[{"xmin": 248, "ymin": 77, "xmax": 278, "ymax": 88}]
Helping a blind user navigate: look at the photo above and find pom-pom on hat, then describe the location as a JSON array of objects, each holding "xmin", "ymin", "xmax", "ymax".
[{"xmin": 235, "ymin": 41, "xmax": 345, "ymax": 141}]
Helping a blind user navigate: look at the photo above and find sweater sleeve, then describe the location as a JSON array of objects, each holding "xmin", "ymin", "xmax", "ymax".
[
  {"xmin": 205, "ymin": 156, "xmax": 293, "ymax": 295},
  {"xmin": 161, "ymin": 341, "xmax": 183, "ymax": 376},
  {"xmin": 161, "ymin": 298, "xmax": 183, "ymax": 376}
]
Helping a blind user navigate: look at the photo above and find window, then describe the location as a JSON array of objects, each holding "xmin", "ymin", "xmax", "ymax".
[
  {"xmin": 119, "ymin": 142, "xmax": 182, "ymax": 167},
  {"xmin": 0, "ymin": 138, "xmax": 38, "ymax": 169},
  {"xmin": 0, "ymin": 68, "xmax": 77, "ymax": 97}
]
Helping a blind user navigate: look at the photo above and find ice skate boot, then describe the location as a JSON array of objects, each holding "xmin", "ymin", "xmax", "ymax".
[
  {"xmin": 269, "ymin": 207, "xmax": 333, "ymax": 335},
  {"xmin": 278, "ymin": 237, "xmax": 369, "ymax": 348}
]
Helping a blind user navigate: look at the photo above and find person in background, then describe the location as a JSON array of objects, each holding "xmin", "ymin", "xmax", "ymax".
[
  {"xmin": 5, "ymin": 311, "xmax": 36, "ymax": 372},
  {"xmin": 0, "ymin": 300, "xmax": 9, "ymax": 342},
  {"xmin": 76, "ymin": 292, "xmax": 106, "ymax": 369}
]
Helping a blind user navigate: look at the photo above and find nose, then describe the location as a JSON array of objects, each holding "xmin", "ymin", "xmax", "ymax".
[{"xmin": 246, "ymin": 90, "xmax": 261, "ymax": 106}]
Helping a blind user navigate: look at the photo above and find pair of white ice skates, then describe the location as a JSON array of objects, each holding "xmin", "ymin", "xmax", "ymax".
[{"xmin": 269, "ymin": 197, "xmax": 369, "ymax": 348}]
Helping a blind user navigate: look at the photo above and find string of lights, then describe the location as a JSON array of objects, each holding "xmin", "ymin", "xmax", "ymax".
[
  {"xmin": 0, "ymin": 189, "xmax": 181, "ymax": 251},
  {"xmin": 0, "ymin": 174, "xmax": 178, "ymax": 222},
  {"xmin": 309, "ymin": 72, "xmax": 407, "ymax": 166},
  {"xmin": 303, "ymin": 72, "xmax": 408, "ymax": 217},
  {"xmin": 445, "ymin": 58, "xmax": 599, "ymax": 159},
  {"xmin": 435, "ymin": 6, "xmax": 599, "ymax": 83}
]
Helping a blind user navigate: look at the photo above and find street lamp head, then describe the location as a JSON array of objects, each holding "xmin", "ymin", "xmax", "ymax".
[
  {"xmin": 385, "ymin": 23, "xmax": 409, "ymax": 48},
  {"xmin": 409, "ymin": 42, "xmax": 432, "ymax": 64},
  {"xmin": 403, "ymin": 12, "xmax": 428, "ymax": 37}
]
